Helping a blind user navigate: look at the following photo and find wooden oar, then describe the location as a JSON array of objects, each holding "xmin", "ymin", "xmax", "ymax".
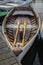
[
  {"xmin": 14, "ymin": 18, "xmax": 22, "ymax": 46},
  {"xmin": 21, "ymin": 19, "xmax": 28, "ymax": 47}
]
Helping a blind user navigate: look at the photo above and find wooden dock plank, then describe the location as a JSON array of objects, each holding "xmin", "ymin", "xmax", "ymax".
[
  {"xmin": 0, "ymin": 56, "xmax": 18, "ymax": 65},
  {"xmin": 0, "ymin": 52, "xmax": 15, "ymax": 61},
  {"xmin": 0, "ymin": 36, "xmax": 21, "ymax": 65},
  {"xmin": 0, "ymin": 57, "xmax": 18, "ymax": 65},
  {"xmin": 0, "ymin": 38, "xmax": 4, "ymax": 42},
  {"xmin": 0, "ymin": 42, "xmax": 7, "ymax": 49},
  {"xmin": 0, "ymin": 60, "xmax": 10, "ymax": 65},
  {"xmin": 0, "ymin": 47, "xmax": 10, "ymax": 54},
  {"xmin": 13, "ymin": 63, "xmax": 22, "ymax": 65},
  {"xmin": 5, "ymin": 57, "xmax": 17, "ymax": 65},
  {"xmin": 13, "ymin": 63, "xmax": 20, "ymax": 65}
]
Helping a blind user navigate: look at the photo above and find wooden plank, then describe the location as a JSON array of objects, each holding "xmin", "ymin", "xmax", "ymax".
[
  {"xmin": 0, "ymin": 60, "xmax": 10, "ymax": 65},
  {"xmin": 0, "ymin": 38, "xmax": 4, "ymax": 42},
  {"xmin": 0, "ymin": 42, "xmax": 7, "ymax": 49},
  {"xmin": 13, "ymin": 63, "xmax": 19, "ymax": 65},
  {"xmin": 13, "ymin": 63, "xmax": 22, "ymax": 65},
  {"xmin": 0, "ymin": 37, "xmax": 21, "ymax": 65},
  {"xmin": 5, "ymin": 57, "xmax": 17, "ymax": 65},
  {"xmin": 0, "ymin": 57, "xmax": 18, "ymax": 65},
  {"xmin": 0, "ymin": 52, "xmax": 15, "ymax": 61},
  {"xmin": 0, "ymin": 47, "xmax": 10, "ymax": 54},
  {"xmin": 0, "ymin": 61, "xmax": 21, "ymax": 65}
]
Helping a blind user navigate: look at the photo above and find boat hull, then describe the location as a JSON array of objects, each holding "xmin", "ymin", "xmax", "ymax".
[{"xmin": 2, "ymin": 6, "xmax": 41, "ymax": 62}]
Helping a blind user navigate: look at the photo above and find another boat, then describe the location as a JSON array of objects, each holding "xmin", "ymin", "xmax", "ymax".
[
  {"xmin": 0, "ymin": 0, "xmax": 32, "ymax": 17},
  {"xmin": 2, "ymin": 6, "xmax": 41, "ymax": 62},
  {"xmin": 0, "ymin": 0, "xmax": 32, "ymax": 10}
]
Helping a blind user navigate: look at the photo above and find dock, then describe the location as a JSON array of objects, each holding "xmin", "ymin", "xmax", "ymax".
[{"xmin": 0, "ymin": 33, "xmax": 22, "ymax": 65}]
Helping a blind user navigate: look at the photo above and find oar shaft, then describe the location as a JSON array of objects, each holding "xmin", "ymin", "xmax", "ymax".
[
  {"xmin": 14, "ymin": 18, "xmax": 21, "ymax": 46},
  {"xmin": 21, "ymin": 19, "xmax": 28, "ymax": 47}
]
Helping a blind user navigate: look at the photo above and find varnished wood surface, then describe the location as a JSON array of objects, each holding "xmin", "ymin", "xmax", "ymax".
[{"xmin": 0, "ymin": 36, "xmax": 22, "ymax": 65}]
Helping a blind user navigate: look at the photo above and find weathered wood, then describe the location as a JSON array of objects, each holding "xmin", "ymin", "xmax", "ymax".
[
  {"xmin": 0, "ymin": 37, "xmax": 21, "ymax": 65},
  {"xmin": 0, "ymin": 56, "xmax": 18, "ymax": 65},
  {"xmin": 0, "ymin": 42, "xmax": 7, "ymax": 49},
  {"xmin": 0, "ymin": 52, "xmax": 14, "ymax": 61},
  {"xmin": 13, "ymin": 63, "xmax": 22, "ymax": 65},
  {"xmin": 0, "ymin": 38, "xmax": 4, "ymax": 42},
  {"xmin": 0, "ymin": 47, "xmax": 10, "ymax": 54}
]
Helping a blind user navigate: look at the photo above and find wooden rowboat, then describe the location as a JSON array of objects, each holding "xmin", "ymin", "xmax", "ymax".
[{"xmin": 2, "ymin": 6, "xmax": 41, "ymax": 62}]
